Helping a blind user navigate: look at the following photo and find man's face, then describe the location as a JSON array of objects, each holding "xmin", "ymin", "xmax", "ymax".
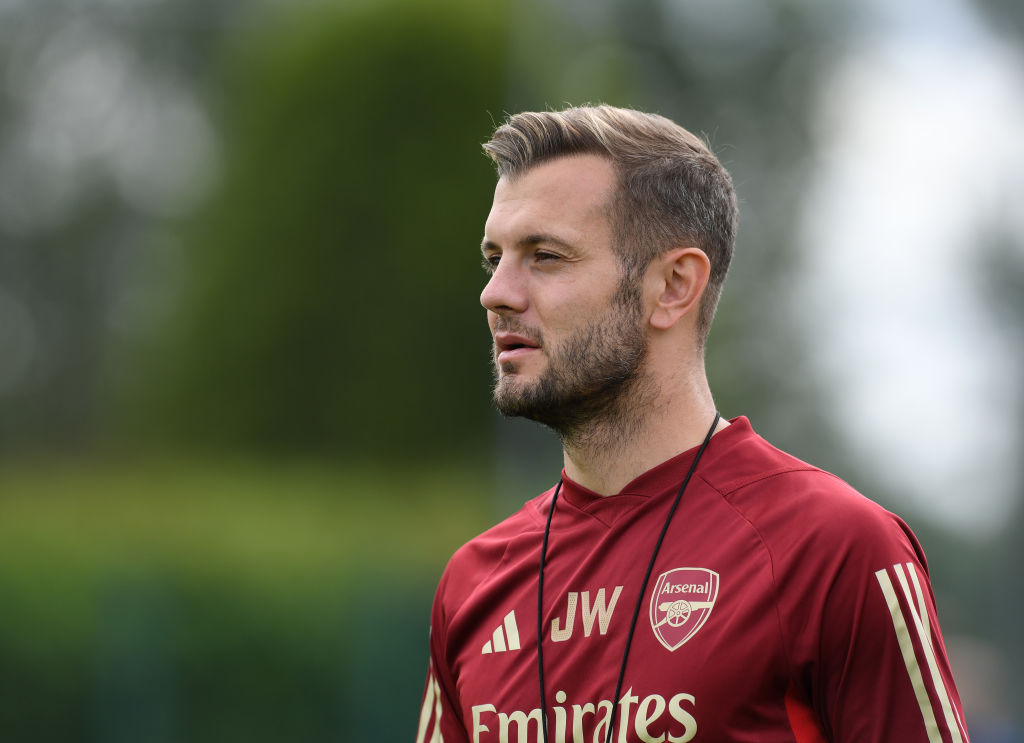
[{"xmin": 480, "ymin": 155, "xmax": 649, "ymax": 433}]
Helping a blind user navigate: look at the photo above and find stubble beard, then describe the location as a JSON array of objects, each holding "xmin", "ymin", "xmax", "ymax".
[{"xmin": 491, "ymin": 279, "xmax": 655, "ymax": 449}]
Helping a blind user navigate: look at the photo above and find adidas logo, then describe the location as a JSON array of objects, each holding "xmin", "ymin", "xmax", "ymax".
[{"xmin": 481, "ymin": 610, "xmax": 521, "ymax": 654}]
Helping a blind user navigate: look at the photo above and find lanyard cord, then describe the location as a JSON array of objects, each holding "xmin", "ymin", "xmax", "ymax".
[
  {"xmin": 536, "ymin": 411, "xmax": 721, "ymax": 743},
  {"xmin": 536, "ymin": 478, "xmax": 561, "ymax": 743}
]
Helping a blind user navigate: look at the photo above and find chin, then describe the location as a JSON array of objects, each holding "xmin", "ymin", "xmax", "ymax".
[
  {"xmin": 495, "ymin": 373, "xmax": 529, "ymax": 394},
  {"xmin": 494, "ymin": 374, "xmax": 537, "ymax": 404},
  {"xmin": 497, "ymin": 359, "xmax": 539, "ymax": 380}
]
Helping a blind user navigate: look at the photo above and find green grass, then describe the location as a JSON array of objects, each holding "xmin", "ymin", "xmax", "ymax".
[{"xmin": 0, "ymin": 456, "xmax": 494, "ymax": 648}]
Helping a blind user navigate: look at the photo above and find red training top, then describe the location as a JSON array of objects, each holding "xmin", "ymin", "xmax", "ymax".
[{"xmin": 417, "ymin": 417, "xmax": 969, "ymax": 743}]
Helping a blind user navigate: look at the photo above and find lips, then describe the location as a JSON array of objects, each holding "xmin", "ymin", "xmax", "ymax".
[{"xmin": 494, "ymin": 332, "xmax": 541, "ymax": 364}]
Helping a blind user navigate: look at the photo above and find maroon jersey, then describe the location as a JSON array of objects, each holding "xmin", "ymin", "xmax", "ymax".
[{"xmin": 417, "ymin": 418, "xmax": 969, "ymax": 743}]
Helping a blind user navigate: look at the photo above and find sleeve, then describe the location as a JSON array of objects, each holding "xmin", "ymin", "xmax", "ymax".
[
  {"xmin": 415, "ymin": 569, "xmax": 470, "ymax": 743},
  {"xmin": 783, "ymin": 493, "xmax": 971, "ymax": 743}
]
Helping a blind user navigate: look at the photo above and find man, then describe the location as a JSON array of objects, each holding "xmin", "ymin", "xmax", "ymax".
[{"xmin": 417, "ymin": 105, "xmax": 969, "ymax": 743}]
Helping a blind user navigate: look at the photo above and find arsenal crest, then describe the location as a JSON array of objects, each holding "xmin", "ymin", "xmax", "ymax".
[{"xmin": 649, "ymin": 567, "xmax": 719, "ymax": 652}]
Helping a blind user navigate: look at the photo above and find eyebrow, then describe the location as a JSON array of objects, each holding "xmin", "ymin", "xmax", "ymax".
[{"xmin": 480, "ymin": 233, "xmax": 579, "ymax": 254}]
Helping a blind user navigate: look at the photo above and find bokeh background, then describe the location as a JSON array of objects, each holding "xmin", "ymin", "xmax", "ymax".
[{"xmin": 1, "ymin": 0, "xmax": 1022, "ymax": 740}]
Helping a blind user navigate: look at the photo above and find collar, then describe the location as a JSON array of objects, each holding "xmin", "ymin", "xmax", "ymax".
[{"xmin": 556, "ymin": 416, "xmax": 753, "ymax": 515}]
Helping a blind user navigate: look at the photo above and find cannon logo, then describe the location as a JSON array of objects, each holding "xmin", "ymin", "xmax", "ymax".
[{"xmin": 649, "ymin": 567, "xmax": 719, "ymax": 652}]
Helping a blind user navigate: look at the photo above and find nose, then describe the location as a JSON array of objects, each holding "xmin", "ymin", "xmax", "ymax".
[{"xmin": 480, "ymin": 256, "xmax": 528, "ymax": 315}]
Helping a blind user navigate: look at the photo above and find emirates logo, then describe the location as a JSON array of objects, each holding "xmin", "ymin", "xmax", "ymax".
[{"xmin": 649, "ymin": 567, "xmax": 719, "ymax": 652}]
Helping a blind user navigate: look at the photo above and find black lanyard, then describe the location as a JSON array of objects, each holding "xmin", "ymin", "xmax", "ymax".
[{"xmin": 536, "ymin": 411, "xmax": 721, "ymax": 743}]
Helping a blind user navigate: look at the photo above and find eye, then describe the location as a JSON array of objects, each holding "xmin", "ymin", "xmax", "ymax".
[
  {"xmin": 534, "ymin": 251, "xmax": 560, "ymax": 263},
  {"xmin": 481, "ymin": 254, "xmax": 501, "ymax": 274}
]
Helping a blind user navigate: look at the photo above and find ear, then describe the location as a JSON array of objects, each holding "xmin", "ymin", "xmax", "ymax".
[{"xmin": 647, "ymin": 247, "xmax": 711, "ymax": 331}]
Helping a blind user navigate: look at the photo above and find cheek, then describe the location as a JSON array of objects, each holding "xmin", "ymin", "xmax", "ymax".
[{"xmin": 544, "ymin": 294, "xmax": 603, "ymax": 330}]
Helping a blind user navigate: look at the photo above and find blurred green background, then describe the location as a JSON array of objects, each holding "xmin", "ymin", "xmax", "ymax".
[{"xmin": 1, "ymin": 0, "xmax": 1022, "ymax": 740}]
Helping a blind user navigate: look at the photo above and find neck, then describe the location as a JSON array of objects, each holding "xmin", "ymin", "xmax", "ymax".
[{"xmin": 559, "ymin": 366, "xmax": 725, "ymax": 496}]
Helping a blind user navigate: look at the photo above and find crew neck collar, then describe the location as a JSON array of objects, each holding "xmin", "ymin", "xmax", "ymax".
[{"xmin": 556, "ymin": 416, "xmax": 751, "ymax": 512}]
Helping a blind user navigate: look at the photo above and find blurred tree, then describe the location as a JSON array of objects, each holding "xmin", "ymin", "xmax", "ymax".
[
  {"xmin": 0, "ymin": 1, "xmax": 235, "ymax": 454},
  {"xmin": 979, "ymin": 227, "xmax": 1024, "ymax": 719},
  {"xmin": 124, "ymin": 0, "xmax": 508, "ymax": 459},
  {"xmin": 972, "ymin": 0, "xmax": 1024, "ymax": 38}
]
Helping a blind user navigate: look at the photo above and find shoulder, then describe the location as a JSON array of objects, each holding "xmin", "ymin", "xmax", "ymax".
[
  {"xmin": 701, "ymin": 419, "xmax": 926, "ymax": 569},
  {"xmin": 432, "ymin": 486, "xmax": 551, "ymax": 618}
]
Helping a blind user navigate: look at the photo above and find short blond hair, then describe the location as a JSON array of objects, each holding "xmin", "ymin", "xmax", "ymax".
[{"xmin": 483, "ymin": 105, "xmax": 737, "ymax": 345}]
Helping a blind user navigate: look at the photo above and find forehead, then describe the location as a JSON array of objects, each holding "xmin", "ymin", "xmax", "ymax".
[{"xmin": 484, "ymin": 154, "xmax": 617, "ymax": 244}]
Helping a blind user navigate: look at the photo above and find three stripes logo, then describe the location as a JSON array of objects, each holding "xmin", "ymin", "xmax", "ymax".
[
  {"xmin": 875, "ymin": 562, "xmax": 969, "ymax": 743},
  {"xmin": 481, "ymin": 610, "xmax": 520, "ymax": 654},
  {"xmin": 416, "ymin": 666, "xmax": 444, "ymax": 743}
]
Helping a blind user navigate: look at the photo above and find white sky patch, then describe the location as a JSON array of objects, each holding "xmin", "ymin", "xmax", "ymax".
[{"xmin": 797, "ymin": 16, "xmax": 1024, "ymax": 536}]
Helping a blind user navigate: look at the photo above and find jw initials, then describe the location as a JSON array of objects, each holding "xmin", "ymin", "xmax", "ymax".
[{"xmin": 550, "ymin": 586, "xmax": 623, "ymax": 642}]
